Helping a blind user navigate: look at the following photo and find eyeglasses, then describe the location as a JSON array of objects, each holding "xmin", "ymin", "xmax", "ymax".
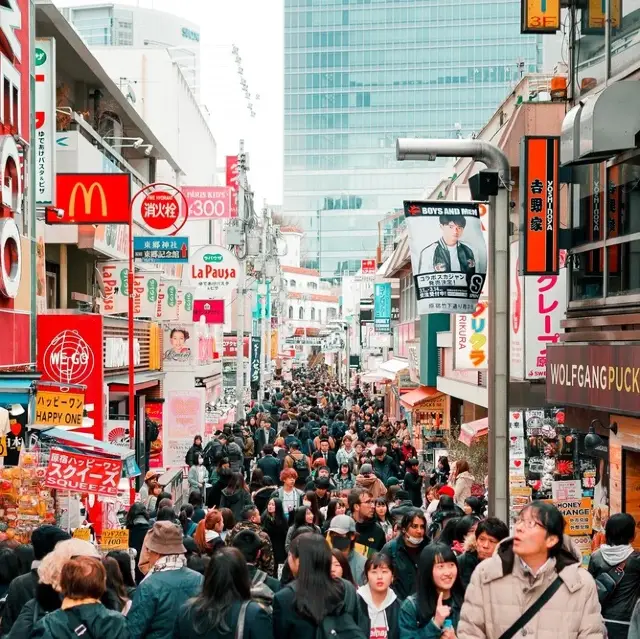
[{"xmin": 514, "ymin": 517, "xmax": 545, "ymax": 530}]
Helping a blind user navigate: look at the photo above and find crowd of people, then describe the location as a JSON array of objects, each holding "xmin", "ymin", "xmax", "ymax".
[{"xmin": 0, "ymin": 369, "xmax": 638, "ymax": 638}]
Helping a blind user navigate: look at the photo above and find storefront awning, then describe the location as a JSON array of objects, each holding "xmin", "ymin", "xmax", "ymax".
[
  {"xmin": 361, "ymin": 370, "xmax": 393, "ymax": 383},
  {"xmin": 33, "ymin": 426, "xmax": 135, "ymax": 459},
  {"xmin": 379, "ymin": 357, "xmax": 409, "ymax": 375},
  {"xmin": 459, "ymin": 417, "xmax": 489, "ymax": 447},
  {"xmin": 400, "ymin": 386, "xmax": 441, "ymax": 408}
]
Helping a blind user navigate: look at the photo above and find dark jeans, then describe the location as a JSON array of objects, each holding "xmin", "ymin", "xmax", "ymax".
[{"xmin": 244, "ymin": 458, "xmax": 252, "ymax": 480}]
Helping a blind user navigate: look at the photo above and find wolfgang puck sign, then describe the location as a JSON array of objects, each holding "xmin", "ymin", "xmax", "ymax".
[{"xmin": 547, "ymin": 344, "xmax": 640, "ymax": 414}]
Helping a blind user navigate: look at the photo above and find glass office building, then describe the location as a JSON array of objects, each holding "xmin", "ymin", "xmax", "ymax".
[{"xmin": 284, "ymin": 0, "xmax": 543, "ymax": 280}]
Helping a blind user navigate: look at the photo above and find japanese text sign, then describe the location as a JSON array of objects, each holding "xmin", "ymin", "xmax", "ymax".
[
  {"xmin": 72, "ymin": 528, "xmax": 91, "ymax": 541},
  {"xmin": 133, "ymin": 236, "xmax": 189, "ymax": 263},
  {"xmin": 519, "ymin": 136, "xmax": 560, "ymax": 275},
  {"xmin": 49, "ymin": 174, "xmax": 131, "ymax": 225},
  {"xmin": 361, "ymin": 259, "xmax": 376, "ymax": 275},
  {"xmin": 548, "ymin": 498, "xmax": 593, "ymax": 535},
  {"xmin": 193, "ymin": 299, "xmax": 225, "ymax": 324},
  {"xmin": 521, "ymin": 0, "xmax": 561, "ymax": 33},
  {"xmin": 223, "ymin": 334, "xmax": 249, "ymax": 358},
  {"xmin": 182, "ymin": 186, "xmax": 234, "ymax": 219},
  {"xmin": 454, "ymin": 300, "xmax": 489, "ymax": 371},
  {"xmin": 250, "ymin": 336, "xmax": 261, "ymax": 386},
  {"xmin": 45, "ymin": 449, "xmax": 123, "ymax": 497},
  {"xmin": 583, "ymin": 0, "xmax": 621, "ymax": 34},
  {"xmin": 35, "ymin": 39, "xmax": 56, "ymax": 206},
  {"xmin": 189, "ymin": 246, "xmax": 240, "ymax": 298},
  {"xmin": 226, "ymin": 156, "xmax": 239, "ymax": 218},
  {"xmin": 35, "ymin": 390, "xmax": 84, "ymax": 428},
  {"xmin": 100, "ymin": 529, "xmax": 129, "ymax": 551},
  {"xmin": 374, "ymin": 283, "xmax": 391, "ymax": 334}
]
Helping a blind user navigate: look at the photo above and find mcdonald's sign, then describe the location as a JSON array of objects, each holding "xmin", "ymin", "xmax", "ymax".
[{"xmin": 48, "ymin": 174, "xmax": 131, "ymax": 224}]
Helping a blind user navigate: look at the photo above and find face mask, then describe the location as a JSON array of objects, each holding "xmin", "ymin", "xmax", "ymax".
[
  {"xmin": 331, "ymin": 536, "xmax": 352, "ymax": 551},
  {"xmin": 405, "ymin": 534, "xmax": 423, "ymax": 546}
]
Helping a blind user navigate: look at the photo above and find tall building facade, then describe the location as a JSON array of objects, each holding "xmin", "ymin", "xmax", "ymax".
[{"xmin": 284, "ymin": 0, "xmax": 544, "ymax": 281}]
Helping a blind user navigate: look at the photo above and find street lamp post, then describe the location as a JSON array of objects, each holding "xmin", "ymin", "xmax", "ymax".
[{"xmin": 396, "ymin": 138, "xmax": 511, "ymax": 522}]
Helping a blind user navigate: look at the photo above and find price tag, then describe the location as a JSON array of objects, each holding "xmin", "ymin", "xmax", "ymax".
[
  {"xmin": 72, "ymin": 528, "xmax": 91, "ymax": 542},
  {"xmin": 100, "ymin": 529, "xmax": 129, "ymax": 551}
]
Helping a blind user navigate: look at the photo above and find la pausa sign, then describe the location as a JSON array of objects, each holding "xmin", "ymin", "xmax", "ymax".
[{"xmin": 189, "ymin": 246, "xmax": 240, "ymax": 298}]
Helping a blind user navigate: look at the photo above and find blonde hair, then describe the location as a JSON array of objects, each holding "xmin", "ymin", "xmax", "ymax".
[{"xmin": 37, "ymin": 538, "xmax": 100, "ymax": 592}]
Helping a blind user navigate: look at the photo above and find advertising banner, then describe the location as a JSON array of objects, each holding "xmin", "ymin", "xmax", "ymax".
[
  {"xmin": 404, "ymin": 200, "xmax": 487, "ymax": 315},
  {"xmin": 177, "ymin": 286, "xmax": 196, "ymax": 323},
  {"xmin": 190, "ymin": 246, "xmax": 240, "ymax": 299},
  {"xmin": 454, "ymin": 300, "xmax": 489, "ymax": 371},
  {"xmin": 374, "ymin": 283, "xmax": 391, "ymax": 333},
  {"xmin": 45, "ymin": 448, "xmax": 122, "ymax": 497},
  {"xmin": 250, "ymin": 336, "xmax": 261, "ymax": 387},
  {"xmin": 223, "ymin": 334, "xmax": 249, "ymax": 358},
  {"xmin": 105, "ymin": 419, "xmax": 130, "ymax": 448},
  {"xmin": 100, "ymin": 529, "xmax": 129, "ymax": 551},
  {"xmin": 226, "ymin": 156, "xmax": 239, "ymax": 218},
  {"xmin": 133, "ymin": 236, "xmax": 189, "ymax": 263},
  {"xmin": 37, "ymin": 314, "xmax": 104, "ymax": 440},
  {"xmin": 193, "ymin": 299, "xmax": 225, "ymax": 324},
  {"xmin": 182, "ymin": 186, "xmax": 234, "ymax": 219},
  {"xmin": 165, "ymin": 390, "xmax": 204, "ymax": 467},
  {"xmin": 145, "ymin": 400, "xmax": 164, "ymax": 469},
  {"xmin": 548, "ymin": 498, "xmax": 593, "ymax": 535},
  {"xmin": 163, "ymin": 324, "xmax": 195, "ymax": 369},
  {"xmin": 361, "ymin": 259, "xmax": 376, "ymax": 275},
  {"xmin": 101, "ymin": 262, "xmax": 128, "ymax": 315},
  {"xmin": 521, "ymin": 0, "xmax": 561, "ymax": 33},
  {"xmin": 162, "ymin": 281, "xmax": 180, "ymax": 321},
  {"xmin": 35, "ymin": 390, "xmax": 84, "ymax": 428},
  {"xmin": 35, "ymin": 38, "xmax": 56, "ymax": 205},
  {"xmin": 49, "ymin": 174, "xmax": 131, "ymax": 224},
  {"xmin": 519, "ymin": 136, "xmax": 560, "ymax": 275}
]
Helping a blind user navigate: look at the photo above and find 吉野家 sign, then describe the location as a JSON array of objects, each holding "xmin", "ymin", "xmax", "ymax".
[
  {"xmin": 361, "ymin": 259, "xmax": 376, "ymax": 276},
  {"xmin": 35, "ymin": 38, "xmax": 56, "ymax": 206},
  {"xmin": 49, "ymin": 174, "xmax": 131, "ymax": 225},
  {"xmin": 190, "ymin": 246, "xmax": 240, "ymax": 299},
  {"xmin": 519, "ymin": 136, "xmax": 560, "ymax": 276},
  {"xmin": 182, "ymin": 186, "xmax": 234, "ymax": 219},
  {"xmin": 133, "ymin": 236, "xmax": 189, "ymax": 263},
  {"xmin": 521, "ymin": 0, "xmax": 561, "ymax": 33},
  {"xmin": 404, "ymin": 200, "xmax": 487, "ymax": 315},
  {"xmin": 45, "ymin": 448, "xmax": 123, "ymax": 497},
  {"xmin": 35, "ymin": 390, "xmax": 84, "ymax": 427},
  {"xmin": 100, "ymin": 529, "xmax": 129, "ymax": 550}
]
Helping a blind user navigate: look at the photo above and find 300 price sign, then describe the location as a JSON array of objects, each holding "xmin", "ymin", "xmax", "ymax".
[{"xmin": 182, "ymin": 186, "xmax": 234, "ymax": 219}]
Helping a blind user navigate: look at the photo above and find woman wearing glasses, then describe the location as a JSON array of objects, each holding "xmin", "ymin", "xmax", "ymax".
[{"xmin": 458, "ymin": 501, "xmax": 604, "ymax": 639}]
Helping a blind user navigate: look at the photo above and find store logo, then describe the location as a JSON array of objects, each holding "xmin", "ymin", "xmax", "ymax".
[
  {"xmin": 35, "ymin": 47, "xmax": 46, "ymax": 66},
  {"xmin": 43, "ymin": 330, "xmax": 95, "ymax": 384},
  {"xmin": 69, "ymin": 182, "xmax": 107, "ymax": 220},
  {"xmin": 203, "ymin": 253, "xmax": 223, "ymax": 263}
]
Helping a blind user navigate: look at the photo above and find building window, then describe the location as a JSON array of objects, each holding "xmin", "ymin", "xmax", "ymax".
[
  {"xmin": 288, "ymin": 305, "xmax": 294, "ymax": 319},
  {"xmin": 299, "ymin": 307, "xmax": 305, "ymax": 320},
  {"xmin": 311, "ymin": 308, "xmax": 316, "ymax": 320},
  {"xmin": 400, "ymin": 273, "xmax": 416, "ymax": 322},
  {"xmin": 327, "ymin": 307, "xmax": 337, "ymax": 321},
  {"xmin": 290, "ymin": 279, "xmax": 296, "ymax": 288},
  {"xmin": 308, "ymin": 281, "xmax": 318, "ymax": 289},
  {"xmin": 318, "ymin": 309, "xmax": 322, "ymax": 324}
]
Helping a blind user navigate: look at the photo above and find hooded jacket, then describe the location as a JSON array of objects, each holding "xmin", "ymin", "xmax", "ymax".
[
  {"xmin": 219, "ymin": 487, "xmax": 253, "ymax": 522},
  {"xmin": 357, "ymin": 583, "xmax": 400, "ymax": 639},
  {"xmin": 458, "ymin": 537, "xmax": 604, "ymax": 639},
  {"xmin": 453, "ymin": 471, "xmax": 475, "ymax": 508},
  {"xmin": 356, "ymin": 473, "xmax": 387, "ymax": 499},
  {"xmin": 381, "ymin": 535, "xmax": 429, "ymax": 601},
  {"xmin": 31, "ymin": 603, "xmax": 128, "ymax": 639}
]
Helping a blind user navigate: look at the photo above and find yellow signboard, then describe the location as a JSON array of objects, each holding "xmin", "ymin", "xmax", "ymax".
[
  {"xmin": 100, "ymin": 529, "xmax": 129, "ymax": 551},
  {"xmin": 35, "ymin": 391, "xmax": 84, "ymax": 428},
  {"xmin": 585, "ymin": 0, "xmax": 621, "ymax": 32},
  {"xmin": 72, "ymin": 528, "xmax": 91, "ymax": 542},
  {"xmin": 549, "ymin": 498, "xmax": 593, "ymax": 535},
  {"xmin": 521, "ymin": 0, "xmax": 561, "ymax": 33},
  {"xmin": 0, "ymin": 436, "xmax": 6, "ymax": 457}
]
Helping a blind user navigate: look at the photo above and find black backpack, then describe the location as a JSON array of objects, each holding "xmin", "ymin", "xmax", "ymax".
[
  {"xmin": 316, "ymin": 582, "xmax": 367, "ymax": 639},
  {"xmin": 289, "ymin": 454, "xmax": 310, "ymax": 481}
]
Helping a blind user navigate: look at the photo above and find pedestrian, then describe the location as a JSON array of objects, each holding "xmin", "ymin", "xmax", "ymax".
[
  {"xmin": 253, "ymin": 474, "xmax": 278, "ymax": 516},
  {"xmin": 463, "ymin": 495, "xmax": 485, "ymax": 518},
  {"xmin": 127, "ymin": 521, "xmax": 204, "ymax": 639},
  {"xmin": 0, "ymin": 547, "xmax": 21, "ymax": 601},
  {"xmin": 283, "ymin": 440, "xmax": 312, "ymax": 487},
  {"xmin": 404, "ymin": 458, "xmax": 423, "ymax": 508},
  {"xmin": 372, "ymin": 447, "xmax": 398, "ymax": 485},
  {"xmin": 261, "ymin": 497, "xmax": 289, "ymax": 569},
  {"xmin": 232, "ymin": 529, "xmax": 282, "ymax": 594},
  {"xmin": 450, "ymin": 515, "xmax": 479, "ymax": 555},
  {"xmin": 328, "ymin": 514, "xmax": 367, "ymax": 585},
  {"xmin": 285, "ymin": 506, "xmax": 322, "ymax": 552},
  {"xmin": 389, "ymin": 490, "xmax": 416, "ymax": 524},
  {"xmin": 31, "ymin": 557, "xmax": 128, "ymax": 639},
  {"xmin": 303, "ymin": 490, "xmax": 324, "ymax": 527},
  {"xmin": 220, "ymin": 508, "xmax": 236, "ymax": 542},
  {"xmin": 220, "ymin": 471, "xmax": 253, "ymax": 522},
  {"xmin": 188, "ymin": 452, "xmax": 208, "ymax": 494},
  {"xmin": 399, "ymin": 543, "xmax": 464, "ymax": 639},
  {"xmin": 226, "ymin": 505, "xmax": 276, "ymax": 576},
  {"xmin": 457, "ymin": 517, "xmax": 509, "ymax": 589},
  {"xmin": 357, "ymin": 553, "xmax": 400, "ymax": 639},
  {"xmin": 590, "ymin": 513, "xmax": 640, "ymax": 639},
  {"xmin": 189, "ymin": 489, "xmax": 206, "ymax": 524},
  {"xmin": 102, "ymin": 556, "xmax": 133, "ymax": 614},
  {"xmin": 400, "ymin": 436, "xmax": 417, "ymax": 465},
  {"xmin": 139, "ymin": 469, "xmax": 161, "ymax": 504},
  {"xmin": 349, "ymin": 488, "xmax": 387, "ymax": 553},
  {"xmin": 451, "ymin": 459, "xmax": 475, "ymax": 509},
  {"xmin": 257, "ymin": 444, "xmax": 281, "ymax": 483},
  {"xmin": 458, "ymin": 500, "xmax": 604, "ymax": 638},
  {"xmin": 273, "ymin": 533, "xmax": 366, "ymax": 639},
  {"xmin": 179, "ymin": 504, "xmax": 197, "ymax": 537},
  {"xmin": 356, "ymin": 463, "xmax": 387, "ymax": 500},
  {"xmin": 273, "ymin": 468, "xmax": 305, "ymax": 519},
  {"xmin": 336, "ymin": 434, "xmax": 357, "ymax": 468},
  {"xmin": 430, "ymin": 457, "xmax": 449, "ymax": 487},
  {"xmin": 185, "ymin": 435, "xmax": 204, "ymax": 468},
  {"xmin": 381, "ymin": 509, "xmax": 429, "ymax": 601},
  {"xmin": 106, "ymin": 550, "xmax": 137, "ymax": 599},
  {"xmin": 174, "ymin": 546, "xmax": 273, "ymax": 639},
  {"xmin": 194, "ymin": 509, "xmax": 225, "ymax": 556},
  {"xmin": 255, "ymin": 418, "xmax": 277, "ymax": 457},
  {"xmin": 331, "ymin": 547, "xmax": 357, "ymax": 584},
  {"xmin": 429, "ymin": 494, "xmax": 464, "ymax": 541},
  {"xmin": 374, "ymin": 497, "xmax": 394, "ymax": 541}
]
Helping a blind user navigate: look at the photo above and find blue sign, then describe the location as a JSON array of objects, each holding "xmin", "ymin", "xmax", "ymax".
[
  {"xmin": 133, "ymin": 236, "xmax": 189, "ymax": 263},
  {"xmin": 374, "ymin": 282, "xmax": 392, "ymax": 333}
]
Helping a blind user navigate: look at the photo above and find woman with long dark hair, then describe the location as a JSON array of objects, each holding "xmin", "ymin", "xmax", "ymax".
[
  {"xmin": 220, "ymin": 471, "xmax": 253, "ymax": 522},
  {"xmin": 102, "ymin": 556, "xmax": 132, "ymax": 615},
  {"xmin": 303, "ymin": 490, "xmax": 324, "ymax": 527},
  {"xmin": 321, "ymin": 498, "xmax": 347, "ymax": 534},
  {"xmin": 262, "ymin": 497, "xmax": 289, "ymax": 568},
  {"xmin": 175, "ymin": 547, "xmax": 272, "ymax": 639},
  {"xmin": 399, "ymin": 543, "xmax": 464, "ymax": 638},
  {"xmin": 285, "ymin": 506, "xmax": 321, "ymax": 552},
  {"xmin": 331, "ymin": 548, "xmax": 356, "ymax": 585},
  {"xmin": 125, "ymin": 502, "xmax": 150, "ymax": 582},
  {"xmin": 106, "ymin": 550, "xmax": 136, "ymax": 597},
  {"xmin": 179, "ymin": 504, "xmax": 197, "ymax": 537},
  {"xmin": 374, "ymin": 498, "xmax": 394, "ymax": 541},
  {"xmin": 273, "ymin": 533, "xmax": 364, "ymax": 639}
]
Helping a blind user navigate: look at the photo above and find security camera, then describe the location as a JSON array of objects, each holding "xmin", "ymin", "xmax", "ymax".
[
  {"xmin": 53, "ymin": 208, "xmax": 64, "ymax": 219},
  {"xmin": 144, "ymin": 145, "xmax": 153, "ymax": 156},
  {"xmin": 133, "ymin": 138, "xmax": 144, "ymax": 149}
]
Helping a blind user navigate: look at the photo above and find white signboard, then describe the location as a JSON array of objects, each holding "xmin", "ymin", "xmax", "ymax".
[
  {"xmin": 453, "ymin": 300, "xmax": 488, "ymax": 371},
  {"xmin": 101, "ymin": 262, "xmax": 128, "ymax": 315},
  {"xmin": 189, "ymin": 246, "xmax": 240, "ymax": 299},
  {"xmin": 404, "ymin": 200, "xmax": 487, "ymax": 315},
  {"xmin": 35, "ymin": 39, "xmax": 56, "ymax": 205}
]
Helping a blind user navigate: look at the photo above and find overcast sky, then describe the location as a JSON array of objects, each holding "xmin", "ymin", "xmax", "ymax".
[{"xmin": 55, "ymin": 0, "xmax": 284, "ymax": 206}]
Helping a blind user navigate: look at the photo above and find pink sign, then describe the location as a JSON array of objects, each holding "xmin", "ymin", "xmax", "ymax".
[
  {"xmin": 165, "ymin": 390, "xmax": 204, "ymax": 468},
  {"xmin": 193, "ymin": 299, "xmax": 225, "ymax": 324},
  {"xmin": 182, "ymin": 186, "xmax": 234, "ymax": 219}
]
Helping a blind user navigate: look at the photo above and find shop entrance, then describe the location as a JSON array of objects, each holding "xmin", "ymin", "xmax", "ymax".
[{"xmin": 623, "ymin": 449, "xmax": 640, "ymax": 551}]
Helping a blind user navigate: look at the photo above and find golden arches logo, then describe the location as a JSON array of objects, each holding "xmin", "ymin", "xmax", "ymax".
[{"xmin": 69, "ymin": 182, "xmax": 108, "ymax": 219}]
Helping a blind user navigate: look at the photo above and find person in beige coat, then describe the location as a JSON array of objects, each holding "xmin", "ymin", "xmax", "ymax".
[
  {"xmin": 451, "ymin": 459, "xmax": 475, "ymax": 509},
  {"xmin": 458, "ymin": 501, "xmax": 604, "ymax": 639}
]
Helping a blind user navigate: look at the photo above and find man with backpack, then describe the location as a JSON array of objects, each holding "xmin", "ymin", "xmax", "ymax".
[
  {"xmin": 226, "ymin": 506, "xmax": 276, "ymax": 577},
  {"xmin": 283, "ymin": 439, "xmax": 311, "ymax": 488}
]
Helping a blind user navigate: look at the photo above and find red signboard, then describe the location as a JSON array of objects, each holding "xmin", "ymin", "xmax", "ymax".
[
  {"xmin": 49, "ymin": 174, "xmax": 131, "ymax": 224},
  {"xmin": 193, "ymin": 299, "xmax": 225, "ymax": 324},
  {"xmin": 37, "ymin": 314, "xmax": 104, "ymax": 440},
  {"xmin": 182, "ymin": 186, "xmax": 234, "ymax": 219},
  {"xmin": 223, "ymin": 334, "xmax": 249, "ymax": 358},
  {"xmin": 361, "ymin": 259, "xmax": 376, "ymax": 275},
  {"xmin": 45, "ymin": 448, "xmax": 122, "ymax": 497},
  {"xmin": 226, "ymin": 156, "xmax": 239, "ymax": 218},
  {"xmin": 519, "ymin": 136, "xmax": 560, "ymax": 275},
  {"xmin": 140, "ymin": 191, "xmax": 179, "ymax": 230},
  {"xmin": 146, "ymin": 401, "xmax": 164, "ymax": 470}
]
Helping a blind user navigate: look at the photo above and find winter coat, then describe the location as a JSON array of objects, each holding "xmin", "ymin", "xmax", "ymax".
[
  {"xmin": 285, "ymin": 524, "xmax": 321, "ymax": 552},
  {"xmin": 226, "ymin": 521, "xmax": 276, "ymax": 576},
  {"xmin": 355, "ymin": 519, "xmax": 387, "ymax": 553},
  {"xmin": 390, "ymin": 500, "xmax": 417, "ymax": 524},
  {"xmin": 226, "ymin": 442, "xmax": 244, "ymax": 473},
  {"xmin": 0, "ymin": 568, "xmax": 38, "ymax": 634},
  {"xmin": 174, "ymin": 599, "xmax": 273, "ymax": 639},
  {"xmin": 257, "ymin": 455, "xmax": 281, "ymax": 484},
  {"xmin": 398, "ymin": 593, "xmax": 461, "ymax": 639},
  {"xmin": 381, "ymin": 536, "xmax": 429, "ymax": 601},
  {"xmin": 188, "ymin": 464, "xmax": 208, "ymax": 492},
  {"xmin": 185, "ymin": 443, "xmax": 204, "ymax": 468},
  {"xmin": 333, "ymin": 473, "xmax": 356, "ymax": 492},
  {"xmin": 219, "ymin": 487, "xmax": 253, "ymax": 523},
  {"xmin": 373, "ymin": 456, "xmax": 397, "ymax": 484},
  {"xmin": 457, "ymin": 537, "xmax": 604, "ymax": 639},
  {"xmin": 253, "ymin": 484, "xmax": 278, "ymax": 516},
  {"xmin": 243, "ymin": 436, "xmax": 255, "ymax": 459},
  {"xmin": 403, "ymin": 471, "xmax": 423, "ymax": 507},
  {"xmin": 336, "ymin": 447, "xmax": 357, "ymax": 468},
  {"xmin": 127, "ymin": 567, "xmax": 203, "ymax": 639},
  {"xmin": 458, "ymin": 549, "xmax": 481, "ymax": 590},
  {"xmin": 348, "ymin": 549, "xmax": 368, "ymax": 586},
  {"xmin": 261, "ymin": 514, "xmax": 289, "ymax": 566},
  {"xmin": 254, "ymin": 427, "xmax": 277, "ymax": 456},
  {"xmin": 453, "ymin": 471, "xmax": 474, "ymax": 508},
  {"xmin": 273, "ymin": 579, "xmax": 364, "ymax": 639},
  {"xmin": 357, "ymin": 584, "xmax": 400, "ymax": 639},
  {"xmin": 355, "ymin": 473, "xmax": 387, "ymax": 499},
  {"xmin": 589, "ymin": 545, "xmax": 640, "ymax": 639},
  {"xmin": 31, "ymin": 602, "xmax": 128, "ymax": 639}
]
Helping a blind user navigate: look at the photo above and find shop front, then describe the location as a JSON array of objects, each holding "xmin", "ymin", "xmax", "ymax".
[{"xmin": 399, "ymin": 386, "xmax": 446, "ymax": 457}]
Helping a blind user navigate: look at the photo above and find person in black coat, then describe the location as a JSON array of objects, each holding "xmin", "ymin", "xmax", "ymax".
[
  {"xmin": 261, "ymin": 498, "xmax": 289, "ymax": 568},
  {"xmin": 125, "ymin": 502, "xmax": 151, "ymax": 583},
  {"xmin": 403, "ymin": 458, "xmax": 423, "ymax": 507},
  {"xmin": 257, "ymin": 445, "xmax": 282, "ymax": 484},
  {"xmin": 185, "ymin": 435, "xmax": 204, "ymax": 467},
  {"xmin": 312, "ymin": 438, "xmax": 338, "ymax": 474},
  {"xmin": 208, "ymin": 468, "xmax": 234, "ymax": 509},
  {"xmin": 254, "ymin": 420, "xmax": 277, "ymax": 457}
]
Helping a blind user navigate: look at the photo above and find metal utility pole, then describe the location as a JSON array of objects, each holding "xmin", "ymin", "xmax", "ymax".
[
  {"xmin": 396, "ymin": 138, "xmax": 511, "ymax": 522},
  {"xmin": 235, "ymin": 141, "xmax": 246, "ymax": 421},
  {"xmin": 259, "ymin": 205, "xmax": 268, "ymax": 403},
  {"xmin": 344, "ymin": 321, "xmax": 350, "ymax": 390}
]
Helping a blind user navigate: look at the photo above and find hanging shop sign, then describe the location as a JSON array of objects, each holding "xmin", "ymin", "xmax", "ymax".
[
  {"xmin": 49, "ymin": 174, "xmax": 131, "ymax": 224},
  {"xmin": 131, "ymin": 183, "xmax": 189, "ymax": 235},
  {"xmin": 374, "ymin": 282, "xmax": 392, "ymax": 333},
  {"xmin": 193, "ymin": 299, "xmax": 225, "ymax": 324},
  {"xmin": 189, "ymin": 246, "xmax": 240, "ymax": 298},
  {"xmin": 521, "ymin": 0, "xmax": 561, "ymax": 33},
  {"xmin": 223, "ymin": 334, "xmax": 249, "ymax": 358},
  {"xmin": 582, "ymin": 0, "xmax": 621, "ymax": 34},
  {"xmin": 250, "ymin": 336, "xmax": 261, "ymax": 387},
  {"xmin": 45, "ymin": 448, "xmax": 122, "ymax": 497},
  {"xmin": 361, "ymin": 259, "xmax": 376, "ymax": 276},
  {"xmin": 454, "ymin": 300, "xmax": 489, "ymax": 371},
  {"xmin": 226, "ymin": 156, "xmax": 239, "ymax": 217},
  {"xmin": 100, "ymin": 529, "xmax": 129, "ymax": 551},
  {"xmin": 177, "ymin": 286, "xmax": 196, "ymax": 323},
  {"xmin": 101, "ymin": 262, "xmax": 128, "ymax": 315},
  {"xmin": 182, "ymin": 186, "xmax": 234, "ymax": 219},
  {"xmin": 547, "ymin": 498, "xmax": 593, "ymax": 535},
  {"xmin": 35, "ymin": 38, "xmax": 56, "ymax": 205},
  {"xmin": 35, "ymin": 390, "xmax": 84, "ymax": 428},
  {"xmin": 145, "ymin": 400, "xmax": 164, "ymax": 469},
  {"xmin": 133, "ymin": 236, "xmax": 189, "ymax": 263},
  {"xmin": 165, "ymin": 390, "xmax": 204, "ymax": 468},
  {"xmin": 519, "ymin": 136, "xmax": 560, "ymax": 276},
  {"xmin": 404, "ymin": 200, "xmax": 487, "ymax": 315}
]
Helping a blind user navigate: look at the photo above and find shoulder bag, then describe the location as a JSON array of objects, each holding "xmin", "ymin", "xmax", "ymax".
[{"xmin": 235, "ymin": 601, "xmax": 250, "ymax": 639}]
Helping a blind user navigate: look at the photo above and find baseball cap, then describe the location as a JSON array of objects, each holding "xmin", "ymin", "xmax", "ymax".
[{"xmin": 328, "ymin": 514, "xmax": 356, "ymax": 535}]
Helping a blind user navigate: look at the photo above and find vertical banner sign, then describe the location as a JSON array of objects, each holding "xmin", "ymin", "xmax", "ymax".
[
  {"xmin": 145, "ymin": 400, "xmax": 164, "ymax": 469},
  {"xmin": 519, "ymin": 136, "xmax": 560, "ymax": 276},
  {"xmin": 583, "ymin": 0, "xmax": 622, "ymax": 34},
  {"xmin": 250, "ymin": 336, "xmax": 261, "ymax": 387},
  {"xmin": 586, "ymin": 164, "xmax": 604, "ymax": 274},
  {"xmin": 404, "ymin": 200, "xmax": 487, "ymax": 315},
  {"xmin": 374, "ymin": 283, "xmax": 391, "ymax": 333},
  {"xmin": 361, "ymin": 259, "xmax": 376, "ymax": 275},
  {"xmin": 35, "ymin": 39, "xmax": 56, "ymax": 205},
  {"xmin": 608, "ymin": 166, "xmax": 621, "ymax": 275},
  {"xmin": 521, "ymin": 0, "xmax": 561, "ymax": 33},
  {"xmin": 226, "ymin": 156, "xmax": 239, "ymax": 218},
  {"xmin": 454, "ymin": 300, "xmax": 489, "ymax": 370}
]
